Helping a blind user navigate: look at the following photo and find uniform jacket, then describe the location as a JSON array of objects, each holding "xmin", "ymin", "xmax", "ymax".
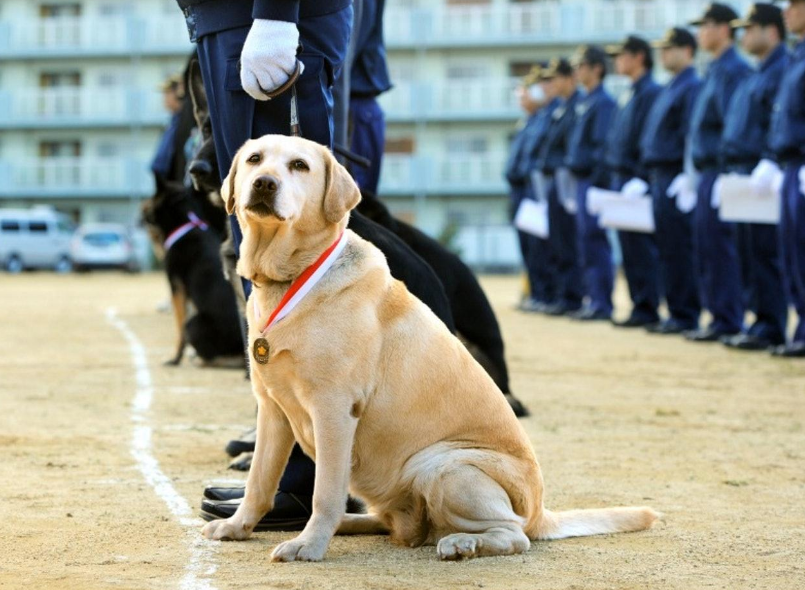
[
  {"xmin": 641, "ymin": 66, "xmax": 701, "ymax": 170},
  {"xmin": 689, "ymin": 45, "xmax": 751, "ymax": 171},
  {"xmin": 606, "ymin": 72, "xmax": 661, "ymax": 180},
  {"xmin": 565, "ymin": 84, "xmax": 616, "ymax": 186}
]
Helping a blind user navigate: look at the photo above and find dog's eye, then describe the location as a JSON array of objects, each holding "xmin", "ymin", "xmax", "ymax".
[
  {"xmin": 289, "ymin": 159, "xmax": 309, "ymax": 172},
  {"xmin": 247, "ymin": 153, "xmax": 261, "ymax": 164}
]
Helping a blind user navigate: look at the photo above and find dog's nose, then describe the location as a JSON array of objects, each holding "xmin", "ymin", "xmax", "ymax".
[
  {"xmin": 252, "ymin": 175, "xmax": 279, "ymax": 195},
  {"xmin": 188, "ymin": 159, "xmax": 213, "ymax": 178}
]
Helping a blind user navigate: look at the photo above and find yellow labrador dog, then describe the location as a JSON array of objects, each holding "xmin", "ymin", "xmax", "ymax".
[{"xmin": 202, "ymin": 135, "xmax": 658, "ymax": 562}]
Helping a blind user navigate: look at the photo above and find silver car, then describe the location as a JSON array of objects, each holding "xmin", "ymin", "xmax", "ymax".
[
  {"xmin": 0, "ymin": 207, "xmax": 74, "ymax": 273},
  {"xmin": 70, "ymin": 223, "xmax": 140, "ymax": 272}
]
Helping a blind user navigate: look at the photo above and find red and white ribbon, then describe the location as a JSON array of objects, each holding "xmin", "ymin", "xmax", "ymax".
[
  {"xmin": 254, "ymin": 231, "xmax": 348, "ymax": 334},
  {"xmin": 164, "ymin": 212, "xmax": 209, "ymax": 250}
]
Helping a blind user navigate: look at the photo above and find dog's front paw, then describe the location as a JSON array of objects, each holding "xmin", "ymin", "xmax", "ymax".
[
  {"xmin": 437, "ymin": 533, "xmax": 479, "ymax": 560},
  {"xmin": 163, "ymin": 357, "xmax": 181, "ymax": 367},
  {"xmin": 270, "ymin": 535, "xmax": 328, "ymax": 562},
  {"xmin": 202, "ymin": 518, "xmax": 252, "ymax": 541}
]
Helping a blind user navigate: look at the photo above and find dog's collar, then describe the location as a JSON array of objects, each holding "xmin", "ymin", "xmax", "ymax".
[
  {"xmin": 164, "ymin": 212, "xmax": 208, "ymax": 250},
  {"xmin": 254, "ymin": 231, "xmax": 348, "ymax": 335}
]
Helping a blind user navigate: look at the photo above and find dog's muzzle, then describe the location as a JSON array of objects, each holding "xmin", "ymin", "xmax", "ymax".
[{"xmin": 246, "ymin": 175, "xmax": 284, "ymax": 219}]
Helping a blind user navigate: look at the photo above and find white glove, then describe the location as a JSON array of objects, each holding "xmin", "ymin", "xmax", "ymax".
[
  {"xmin": 586, "ymin": 186, "xmax": 606, "ymax": 215},
  {"xmin": 667, "ymin": 174, "xmax": 696, "ymax": 213},
  {"xmin": 240, "ymin": 19, "xmax": 303, "ymax": 101},
  {"xmin": 622, "ymin": 177, "xmax": 649, "ymax": 199},
  {"xmin": 751, "ymin": 159, "xmax": 784, "ymax": 197},
  {"xmin": 667, "ymin": 173, "xmax": 689, "ymax": 198},
  {"xmin": 711, "ymin": 175, "xmax": 724, "ymax": 209},
  {"xmin": 799, "ymin": 166, "xmax": 805, "ymax": 197}
]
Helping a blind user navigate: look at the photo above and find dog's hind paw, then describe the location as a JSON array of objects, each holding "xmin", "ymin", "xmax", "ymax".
[
  {"xmin": 202, "ymin": 518, "xmax": 252, "ymax": 541},
  {"xmin": 437, "ymin": 533, "xmax": 479, "ymax": 560},
  {"xmin": 270, "ymin": 535, "xmax": 328, "ymax": 562}
]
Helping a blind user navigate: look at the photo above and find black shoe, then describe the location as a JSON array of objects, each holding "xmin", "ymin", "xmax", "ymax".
[
  {"xmin": 200, "ymin": 492, "xmax": 366, "ymax": 532},
  {"xmin": 543, "ymin": 302, "xmax": 580, "ymax": 317},
  {"xmin": 228, "ymin": 452, "xmax": 252, "ymax": 471},
  {"xmin": 225, "ymin": 428, "xmax": 256, "ymax": 458},
  {"xmin": 612, "ymin": 315, "xmax": 659, "ymax": 328},
  {"xmin": 504, "ymin": 392, "xmax": 530, "ymax": 418},
  {"xmin": 685, "ymin": 326, "xmax": 739, "ymax": 343},
  {"xmin": 201, "ymin": 492, "xmax": 312, "ymax": 532},
  {"xmin": 645, "ymin": 320, "xmax": 695, "ymax": 335},
  {"xmin": 520, "ymin": 298, "xmax": 547, "ymax": 313},
  {"xmin": 569, "ymin": 308, "xmax": 611, "ymax": 322},
  {"xmin": 723, "ymin": 333, "xmax": 777, "ymax": 352},
  {"xmin": 771, "ymin": 342, "xmax": 805, "ymax": 358},
  {"xmin": 204, "ymin": 485, "xmax": 245, "ymax": 501}
]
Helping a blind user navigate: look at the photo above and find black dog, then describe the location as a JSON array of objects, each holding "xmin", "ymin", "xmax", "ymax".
[
  {"xmin": 357, "ymin": 192, "xmax": 527, "ymax": 416},
  {"xmin": 143, "ymin": 179, "xmax": 244, "ymax": 366}
]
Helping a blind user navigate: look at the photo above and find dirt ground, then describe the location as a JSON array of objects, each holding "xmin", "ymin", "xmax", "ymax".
[{"xmin": 1, "ymin": 272, "xmax": 803, "ymax": 590}]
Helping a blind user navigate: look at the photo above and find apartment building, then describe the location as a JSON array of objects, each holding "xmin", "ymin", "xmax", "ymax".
[
  {"xmin": 0, "ymin": 0, "xmax": 750, "ymax": 267},
  {"xmin": 0, "ymin": 0, "xmax": 191, "ymax": 225}
]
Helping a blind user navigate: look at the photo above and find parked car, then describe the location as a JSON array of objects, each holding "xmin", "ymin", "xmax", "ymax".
[
  {"xmin": 0, "ymin": 207, "xmax": 75, "ymax": 273},
  {"xmin": 70, "ymin": 223, "xmax": 141, "ymax": 272}
]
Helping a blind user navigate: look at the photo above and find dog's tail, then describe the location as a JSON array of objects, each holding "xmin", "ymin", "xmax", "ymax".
[{"xmin": 535, "ymin": 506, "xmax": 659, "ymax": 541}]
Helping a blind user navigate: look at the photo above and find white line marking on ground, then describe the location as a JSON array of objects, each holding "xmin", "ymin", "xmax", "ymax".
[{"xmin": 106, "ymin": 308, "xmax": 219, "ymax": 590}]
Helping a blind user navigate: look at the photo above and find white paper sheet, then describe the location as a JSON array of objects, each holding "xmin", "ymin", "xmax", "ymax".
[
  {"xmin": 717, "ymin": 174, "xmax": 781, "ymax": 225},
  {"xmin": 514, "ymin": 198, "xmax": 549, "ymax": 239},
  {"xmin": 599, "ymin": 196, "xmax": 655, "ymax": 233}
]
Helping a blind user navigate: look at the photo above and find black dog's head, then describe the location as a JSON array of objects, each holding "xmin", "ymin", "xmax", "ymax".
[
  {"xmin": 187, "ymin": 59, "xmax": 222, "ymax": 197},
  {"xmin": 142, "ymin": 176, "xmax": 196, "ymax": 246}
]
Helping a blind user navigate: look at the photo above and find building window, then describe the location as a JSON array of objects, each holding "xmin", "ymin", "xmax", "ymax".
[
  {"xmin": 39, "ymin": 4, "xmax": 81, "ymax": 18},
  {"xmin": 446, "ymin": 137, "xmax": 488, "ymax": 154},
  {"xmin": 385, "ymin": 137, "xmax": 415, "ymax": 154},
  {"xmin": 39, "ymin": 141, "xmax": 82, "ymax": 158}
]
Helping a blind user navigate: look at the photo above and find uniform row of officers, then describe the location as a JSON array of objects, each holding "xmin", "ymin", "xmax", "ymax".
[{"xmin": 506, "ymin": 1, "xmax": 805, "ymax": 358}]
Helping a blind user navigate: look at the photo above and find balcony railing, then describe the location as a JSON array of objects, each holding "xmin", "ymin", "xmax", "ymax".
[
  {"xmin": 0, "ymin": 87, "xmax": 169, "ymax": 128},
  {"xmin": 380, "ymin": 153, "xmax": 508, "ymax": 196},
  {"xmin": 384, "ymin": 0, "xmax": 751, "ymax": 48},
  {"xmin": 381, "ymin": 78, "xmax": 521, "ymax": 121},
  {"xmin": 0, "ymin": 15, "xmax": 192, "ymax": 58},
  {"xmin": 0, "ymin": 157, "xmax": 154, "ymax": 198}
]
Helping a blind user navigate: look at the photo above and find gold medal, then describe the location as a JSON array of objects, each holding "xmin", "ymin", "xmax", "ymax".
[{"xmin": 252, "ymin": 338, "xmax": 270, "ymax": 365}]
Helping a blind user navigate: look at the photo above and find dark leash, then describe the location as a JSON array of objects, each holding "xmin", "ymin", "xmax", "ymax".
[{"xmin": 237, "ymin": 46, "xmax": 372, "ymax": 166}]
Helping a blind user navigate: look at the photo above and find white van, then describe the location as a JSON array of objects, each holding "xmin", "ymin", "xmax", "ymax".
[{"xmin": 0, "ymin": 207, "xmax": 75, "ymax": 273}]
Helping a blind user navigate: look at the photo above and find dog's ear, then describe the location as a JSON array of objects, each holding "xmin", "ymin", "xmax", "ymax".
[
  {"xmin": 321, "ymin": 147, "xmax": 361, "ymax": 224},
  {"xmin": 220, "ymin": 150, "xmax": 241, "ymax": 215},
  {"xmin": 187, "ymin": 58, "xmax": 208, "ymax": 130}
]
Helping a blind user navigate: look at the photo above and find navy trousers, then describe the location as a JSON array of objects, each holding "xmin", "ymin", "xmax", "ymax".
[
  {"xmin": 742, "ymin": 222, "xmax": 788, "ymax": 342},
  {"xmin": 693, "ymin": 170, "xmax": 744, "ymax": 333},
  {"xmin": 196, "ymin": 7, "xmax": 353, "ymax": 496},
  {"xmin": 348, "ymin": 94, "xmax": 385, "ymax": 195},
  {"xmin": 546, "ymin": 178, "xmax": 583, "ymax": 309},
  {"xmin": 649, "ymin": 167, "xmax": 700, "ymax": 329},
  {"xmin": 780, "ymin": 162, "xmax": 805, "ymax": 344},
  {"xmin": 575, "ymin": 177, "xmax": 613, "ymax": 315},
  {"xmin": 511, "ymin": 184, "xmax": 558, "ymax": 304},
  {"xmin": 612, "ymin": 175, "xmax": 660, "ymax": 322}
]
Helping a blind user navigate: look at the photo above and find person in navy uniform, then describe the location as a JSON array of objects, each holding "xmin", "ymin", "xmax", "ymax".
[
  {"xmin": 605, "ymin": 36, "xmax": 663, "ymax": 328},
  {"xmin": 641, "ymin": 28, "xmax": 703, "ymax": 335},
  {"xmin": 534, "ymin": 59, "xmax": 585, "ymax": 317},
  {"xmin": 506, "ymin": 68, "xmax": 552, "ymax": 310},
  {"xmin": 517, "ymin": 66, "xmax": 561, "ymax": 312},
  {"xmin": 176, "ymin": 0, "xmax": 353, "ymax": 528},
  {"xmin": 720, "ymin": 3, "xmax": 789, "ymax": 352},
  {"xmin": 769, "ymin": 0, "xmax": 805, "ymax": 357},
  {"xmin": 687, "ymin": 3, "xmax": 752, "ymax": 342},
  {"xmin": 565, "ymin": 46, "xmax": 617, "ymax": 322},
  {"xmin": 347, "ymin": 0, "xmax": 392, "ymax": 195}
]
